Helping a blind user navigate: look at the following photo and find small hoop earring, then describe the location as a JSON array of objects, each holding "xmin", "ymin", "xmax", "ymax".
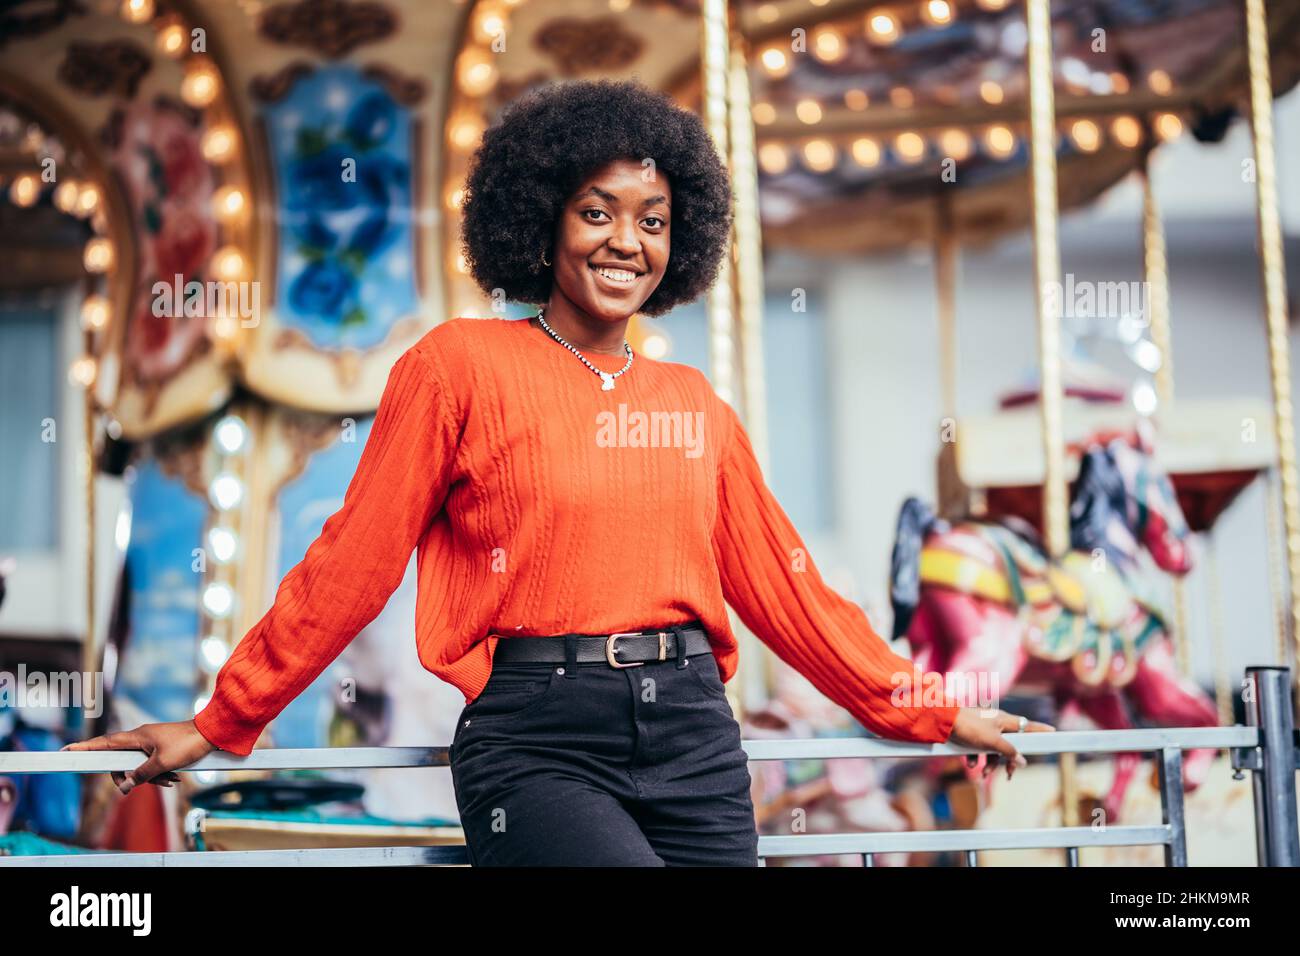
[{"xmin": 541, "ymin": 250, "xmax": 551, "ymax": 267}]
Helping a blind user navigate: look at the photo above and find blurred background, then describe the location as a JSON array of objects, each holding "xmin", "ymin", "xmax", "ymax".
[{"xmin": 0, "ymin": 0, "xmax": 1297, "ymax": 865}]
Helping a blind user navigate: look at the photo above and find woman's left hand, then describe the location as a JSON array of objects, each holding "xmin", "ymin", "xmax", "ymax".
[{"xmin": 947, "ymin": 707, "xmax": 1056, "ymax": 780}]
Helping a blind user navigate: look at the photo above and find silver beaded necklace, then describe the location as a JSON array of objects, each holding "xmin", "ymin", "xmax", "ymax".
[{"xmin": 535, "ymin": 305, "xmax": 634, "ymax": 391}]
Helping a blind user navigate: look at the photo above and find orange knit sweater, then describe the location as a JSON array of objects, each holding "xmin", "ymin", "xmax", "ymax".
[{"xmin": 193, "ymin": 316, "xmax": 961, "ymax": 756}]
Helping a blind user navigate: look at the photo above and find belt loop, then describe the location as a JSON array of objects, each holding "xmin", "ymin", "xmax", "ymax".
[
  {"xmin": 670, "ymin": 625, "xmax": 688, "ymax": 669},
  {"xmin": 564, "ymin": 633, "xmax": 578, "ymax": 678}
]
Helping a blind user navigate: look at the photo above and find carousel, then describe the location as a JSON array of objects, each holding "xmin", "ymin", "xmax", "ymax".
[{"xmin": 0, "ymin": 0, "xmax": 1296, "ymax": 865}]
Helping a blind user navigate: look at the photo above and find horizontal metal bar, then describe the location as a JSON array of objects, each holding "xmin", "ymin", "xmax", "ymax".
[
  {"xmin": 757, "ymin": 825, "xmax": 1172, "ymax": 857},
  {"xmin": 742, "ymin": 727, "xmax": 1256, "ymax": 761},
  {"xmin": 0, "ymin": 845, "xmax": 469, "ymax": 867},
  {"xmin": 0, "ymin": 727, "xmax": 1256, "ymax": 774}
]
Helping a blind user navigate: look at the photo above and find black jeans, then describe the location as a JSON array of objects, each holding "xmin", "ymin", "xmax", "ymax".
[{"xmin": 448, "ymin": 645, "xmax": 759, "ymax": 866}]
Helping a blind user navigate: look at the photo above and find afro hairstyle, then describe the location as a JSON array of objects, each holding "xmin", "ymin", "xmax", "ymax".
[{"xmin": 458, "ymin": 78, "xmax": 733, "ymax": 317}]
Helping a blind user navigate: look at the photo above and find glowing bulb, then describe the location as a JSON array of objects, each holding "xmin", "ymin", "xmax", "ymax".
[
  {"xmin": 760, "ymin": 47, "xmax": 789, "ymax": 76},
  {"xmin": 1155, "ymin": 113, "xmax": 1183, "ymax": 141},
  {"xmin": 450, "ymin": 115, "xmax": 486, "ymax": 150},
  {"xmin": 890, "ymin": 87, "xmax": 915, "ymax": 109},
  {"xmin": 1111, "ymin": 115, "xmax": 1142, "ymax": 149},
  {"xmin": 157, "ymin": 23, "xmax": 187, "ymax": 57},
  {"xmin": 200, "ymin": 636, "xmax": 229, "ymax": 672},
  {"xmin": 795, "ymin": 99, "xmax": 823, "ymax": 124},
  {"xmin": 984, "ymin": 125, "xmax": 1016, "ymax": 157},
  {"xmin": 758, "ymin": 143, "xmax": 790, "ymax": 175},
  {"xmin": 213, "ymin": 185, "xmax": 246, "ymax": 221},
  {"xmin": 894, "ymin": 131, "xmax": 926, "ymax": 163},
  {"xmin": 9, "ymin": 173, "xmax": 39, "ymax": 207},
  {"xmin": 1069, "ymin": 119, "xmax": 1101, "ymax": 153},
  {"xmin": 852, "ymin": 137, "xmax": 881, "ymax": 167},
  {"xmin": 214, "ymin": 415, "xmax": 248, "ymax": 454},
  {"xmin": 641, "ymin": 333, "xmax": 670, "ymax": 360},
  {"xmin": 181, "ymin": 62, "xmax": 220, "ymax": 108},
  {"xmin": 801, "ymin": 139, "xmax": 837, "ymax": 172},
  {"xmin": 54, "ymin": 179, "xmax": 80, "ymax": 213},
  {"xmin": 207, "ymin": 527, "xmax": 238, "ymax": 563},
  {"xmin": 457, "ymin": 47, "xmax": 498, "ymax": 97},
  {"xmin": 211, "ymin": 246, "xmax": 246, "ymax": 280},
  {"xmin": 1147, "ymin": 69, "xmax": 1172, "ymax": 95},
  {"xmin": 202, "ymin": 582, "xmax": 234, "ymax": 618},
  {"xmin": 922, "ymin": 0, "xmax": 953, "ymax": 26},
  {"xmin": 83, "ymin": 238, "xmax": 114, "ymax": 273},
  {"xmin": 120, "ymin": 0, "xmax": 154, "ymax": 23},
  {"xmin": 81, "ymin": 295, "xmax": 111, "ymax": 331},
  {"xmin": 68, "ymin": 356, "xmax": 97, "ymax": 387},
  {"xmin": 844, "ymin": 89, "xmax": 869, "ymax": 111},
  {"xmin": 979, "ymin": 80, "xmax": 1004, "ymax": 105},
  {"xmin": 201, "ymin": 126, "xmax": 236, "ymax": 163},
  {"xmin": 939, "ymin": 128, "xmax": 972, "ymax": 161},
  {"xmin": 74, "ymin": 182, "xmax": 100, "ymax": 217},
  {"xmin": 209, "ymin": 473, "xmax": 244, "ymax": 511},
  {"xmin": 812, "ymin": 28, "xmax": 845, "ymax": 63},
  {"xmin": 752, "ymin": 102, "xmax": 776, "ymax": 126},
  {"xmin": 867, "ymin": 11, "xmax": 901, "ymax": 44}
]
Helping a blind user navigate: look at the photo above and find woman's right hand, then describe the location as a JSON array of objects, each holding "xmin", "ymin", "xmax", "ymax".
[
  {"xmin": 62, "ymin": 720, "xmax": 216, "ymax": 794},
  {"xmin": 946, "ymin": 707, "xmax": 1055, "ymax": 780}
]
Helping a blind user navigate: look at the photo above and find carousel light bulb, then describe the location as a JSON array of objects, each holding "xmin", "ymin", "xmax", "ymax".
[
  {"xmin": 795, "ymin": 99, "xmax": 823, "ymax": 124},
  {"xmin": 212, "ymin": 185, "xmax": 246, "ymax": 221},
  {"xmin": 844, "ymin": 89, "xmax": 870, "ymax": 110},
  {"xmin": 976, "ymin": 0, "xmax": 1010, "ymax": 9},
  {"xmin": 1110, "ymin": 72, "xmax": 1131, "ymax": 94},
  {"xmin": 890, "ymin": 87, "xmax": 915, "ymax": 109},
  {"xmin": 812, "ymin": 27, "xmax": 845, "ymax": 63},
  {"xmin": 866, "ymin": 10, "xmax": 901, "ymax": 45},
  {"xmin": 1111, "ymin": 115, "xmax": 1142, "ymax": 148},
  {"xmin": 609, "ymin": 0, "xmax": 632, "ymax": 10},
  {"xmin": 751, "ymin": 102, "xmax": 776, "ymax": 126},
  {"xmin": 120, "ymin": 0, "xmax": 154, "ymax": 24},
  {"xmin": 74, "ymin": 182, "xmax": 100, "ymax": 217},
  {"xmin": 1131, "ymin": 339, "xmax": 1162, "ymax": 373},
  {"xmin": 81, "ymin": 294, "xmax": 111, "ymax": 331},
  {"xmin": 209, "ymin": 472, "xmax": 244, "ymax": 511},
  {"xmin": 54, "ymin": 179, "xmax": 80, "ymax": 213},
  {"xmin": 984, "ymin": 124, "xmax": 1016, "ymax": 157},
  {"xmin": 979, "ymin": 80, "xmax": 1004, "ymax": 105},
  {"xmin": 181, "ymin": 61, "xmax": 221, "ymax": 108},
  {"xmin": 1147, "ymin": 69, "xmax": 1173, "ymax": 95},
  {"xmin": 202, "ymin": 582, "xmax": 234, "ymax": 618},
  {"xmin": 9, "ymin": 173, "xmax": 39, "ymax": 207},
  {"xmin": 157, "ymin": 22, "xmax": 187, "ymax": 57},
  {"xmin": 472, "ymin": 4, "xmax": 507, "ymax": 43},
  {"xmin": 760, "ymin": 47, "xmax": 789, "ymax": 76},
  {"xmin": 757, "ymin": 3, "xmax": 780, "ymax": 23},
  {"xmin": 1131, "ymin": 381, "xmax": 1158, "ymax": 416},
  {"xmin": 851, "ymin": 137, "xmax": 882, "ymax": 167},
  {"xmin": 922, "ymin": 0, "xmax": 953, "ymax": 26},
  {"xmin": 214, "ymin": 415, "xmax": 248, "ymax": 454},
  {"xmin": 207, "ymin": 526, "xmax": 238, "ymax": 563},
  {"xmin": 939, "ymin": 128, "xmax": 972, "ymax": 161},
  {"xmin": 1155, "ymin": 112, "xmax": 1182, "ymax": 141},
  {"xmin": 83, "ymin": 237, "xmax": 114, "ymax": 273},
  {"xmin": 801, "ymin": 139, "xmax": 837, "ymax": 172},
  {"xmin": 201, "ymin": 125, "xmax": 236, "ymax": 163},
  {"xmin": 894, "ymin": 131, "xmax": 926, "ymax": 163},
  {"xmin": 758, "ymin": 143, "xmax": 790, "ymax": 175},
  {"xmin": 450, "ymin": 115, "xmax": 486, "ymax": 151},
  {"xmin": 457, "ymin": 47, "xmax": 498, "ymax": 97},
  {"xmin": 445, "ymin": 186, "xmax": 465, "ymax": 210},
  {"xmin": 1069, "ymin": 119, "xmax": 1101, "ymax": 152},
  {"xmin": 211, "ymin": 246, "xmax": 246, "ymax": 280},
  {"xmin": 200, "ymin": 635, "xmax": 229, "ymax": 672},
  {"xmin": 115, "ymin": 506, "xmax": 133, "ymax": 551},
  {"xmin": 641, "ymin": 332, "xmax": 670, "ymax": 360},
  {"xmin": 68, "ymin": 356, "xmax": 97, "ymax": 387},
  {"xmin": 455, "ymin": 253, "xmax": 470, "ymax": 274},
  {"xmin": 211, "ymin": 309, "xmax": 239, "ymax": 341}
]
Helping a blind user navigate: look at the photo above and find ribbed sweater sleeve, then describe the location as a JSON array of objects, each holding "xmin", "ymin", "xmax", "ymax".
[
  {"xmin": 193, "ymin": 344, "xmax": 461, "ymax": 756},
  {"xmin": 709, "ymin": 400, "xmax": 961, "ymax": 744}
]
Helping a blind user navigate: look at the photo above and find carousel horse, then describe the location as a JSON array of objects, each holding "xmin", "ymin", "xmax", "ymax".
[{"xmin": 890, "ymin": 429, "xmax": 1219, "ymax": 822}]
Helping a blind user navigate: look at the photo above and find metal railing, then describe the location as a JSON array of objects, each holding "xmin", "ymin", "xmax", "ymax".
[{"xmin": 1, "ymin": 665, "xmax": 1296, "ymax": 867}]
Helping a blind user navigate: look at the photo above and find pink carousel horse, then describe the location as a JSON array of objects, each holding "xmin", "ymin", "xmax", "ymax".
[{"xmin": 889, "ymin": 428, "xmax": 1219, "ymax": 822}]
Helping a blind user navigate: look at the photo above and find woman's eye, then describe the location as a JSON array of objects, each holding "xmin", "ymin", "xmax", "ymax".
[
  {"xmin": 643, "ymin": 216, "xmax": 665, "ymax": 229},
  {"xmin": 583, "ymin": 209, "xmax": 610, "ymax": 222}
]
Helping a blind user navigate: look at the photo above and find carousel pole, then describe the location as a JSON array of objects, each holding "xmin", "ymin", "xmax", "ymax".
[
  {"xmin": 701, "ymin": 0, "xmax": 737, "ymax": 409},
  {"xmin": 81, "ymin": 340, "xmax": 97, "ymax": 725},
  {"xmin": 726, "ymin": 29, "xmax": 781, "ymax": 706},
  {"xmin": 701, "ymin": 0, "xmax": 751, "ymax": 716},
  {"xmin": 934, "ymin": 193, "xmax": 959, "ymax": 423},
  {"xmin": 1243, "ymin": 0, "xmax": 1300, "ymax": 686},
  {"xmin": 1025, "ymin": 0, "xmax": 1080, "ymax": 828}
]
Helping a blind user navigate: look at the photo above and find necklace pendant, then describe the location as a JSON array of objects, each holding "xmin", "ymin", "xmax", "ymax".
[{"xmin": 600, "ymin": 373, "xmax": 615, "ymax": 391}]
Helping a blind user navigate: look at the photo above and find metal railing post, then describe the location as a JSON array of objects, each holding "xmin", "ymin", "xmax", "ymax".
[
  {"xmin": 1156, "ymin": 747, "xmax": 1188, "ymax": 867},
  {"xmin": 1245, "ymin": 666, "xmax": 1300, "ymax": 866}
]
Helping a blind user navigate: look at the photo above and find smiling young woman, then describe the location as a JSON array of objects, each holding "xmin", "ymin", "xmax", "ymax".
[{"xmin": 65, "ymin": 78, "xmax": 1051, "ymax": 867}]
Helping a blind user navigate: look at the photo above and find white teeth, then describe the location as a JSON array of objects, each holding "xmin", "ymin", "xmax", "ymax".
[{"xmin": 594, "ymin": 266, "xmax": 637, "ymax": 283}]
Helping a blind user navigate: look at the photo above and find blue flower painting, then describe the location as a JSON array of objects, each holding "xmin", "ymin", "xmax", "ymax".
[
  {"xmin": 266, "ymin": 68, "xmax": 417, "ymax": 350},
  {"xmin": 117, "ymin": 459, "xmax": 206, "ymax": 724},
  {"xmin": 268, "ymin": 416, "xmax": 375, "ymax": 748}
]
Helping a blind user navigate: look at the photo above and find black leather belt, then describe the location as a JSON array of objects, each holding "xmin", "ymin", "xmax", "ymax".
[{"xmin": 491, "ymin": 622, "xmax": 712, "ymax": 668}]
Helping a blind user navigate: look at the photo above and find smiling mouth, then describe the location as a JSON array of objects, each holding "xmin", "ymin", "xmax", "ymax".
[{"xmin": 590, "ymin": 264, "xmax": 642, "ymax": 285}]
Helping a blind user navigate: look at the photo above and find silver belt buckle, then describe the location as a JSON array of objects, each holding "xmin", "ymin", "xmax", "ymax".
[{"xmin": 605, "ymin": 632, "xmax": 645, "ymax": 669}]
